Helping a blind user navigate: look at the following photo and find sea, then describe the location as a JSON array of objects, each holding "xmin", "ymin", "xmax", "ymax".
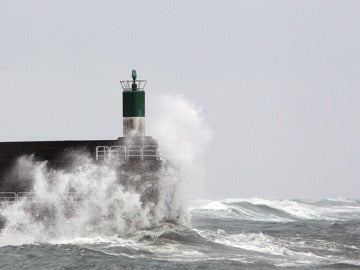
[
  {"xmin": 1, "ymin": 197, "xmax": 359, "ymax": 270},
  {"xmin": 0, "ymin": 94, "xmax": 359, "ymax": 269}
]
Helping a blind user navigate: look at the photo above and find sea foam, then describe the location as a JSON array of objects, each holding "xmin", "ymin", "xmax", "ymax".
[{"xmin": 0, "ymin": 93, "xmax": 212, "ymax": 246}]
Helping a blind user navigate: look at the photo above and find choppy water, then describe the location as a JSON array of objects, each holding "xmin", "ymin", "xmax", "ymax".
[
  {"xmin": 0, "ymin": 95, "xmax": 359, "ymax": 269},
  {"xmin": 1, "ymin": 198, "xmax": 359, "ymax": 270}
]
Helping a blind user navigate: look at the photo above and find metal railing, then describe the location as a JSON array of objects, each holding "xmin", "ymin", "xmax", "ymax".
[
  {"xmin": 120, "ymin": 80, "xmax": 147, "ymax": 91},
  {"xmin": 0, "ymin": 192, "xmax": 17, "ymax": 202},
  {"xmin": 95, "ymin": 146, "xmax": 161, "ymax": 161},
  {"xmin": 0, "ymin": 192, "xmax": 81, "ymax": 203},
  {"xmin": 0, "ymin": 192, "xmax": 32, "ymax": 202}
]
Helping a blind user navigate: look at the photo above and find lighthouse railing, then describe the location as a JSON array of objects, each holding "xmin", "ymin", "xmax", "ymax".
[{"xmin": 120, "ymin": 80, "xmax": 147, "ymax": 91}]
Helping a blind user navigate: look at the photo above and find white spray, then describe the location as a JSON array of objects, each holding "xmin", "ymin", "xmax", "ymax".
[
  {"xmin": 0, "ymin": 93, "xmax": 212, "ymax": 245},
  {"xmin": 148, "ymin": 93, "xmax": 213, "ymax": 200}
]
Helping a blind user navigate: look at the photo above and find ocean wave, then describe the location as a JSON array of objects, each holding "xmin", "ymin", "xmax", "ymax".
[
  {"xmin": 1, "ymin": 221, "xmax": 359, "ymax": 267},
  {"xmin": 196, "ymin": 229, "xmax": 297, "ymax": 256},
  {"xmin": 61, "ymin": 224, "xmax": 209, "ymax": 262},
  {"xmin": 190, "ymin": 198, "xmax": 360, "ymax": 221},
  {"xmin": 195, "ymin": 228, "xmax": 360, "ymax": 267}
]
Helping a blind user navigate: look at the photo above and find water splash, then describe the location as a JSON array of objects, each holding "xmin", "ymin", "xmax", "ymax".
[
  {"xmin": 0, "ymin": 93, "xmax": 212, "ymax": 246},
  {"xmin": 0, "ymin": 154, "xmax": 180, "ymax": 243},
  {"xmin": 148, "ymin": 93, "xmax": 213, "ymax": 199}
]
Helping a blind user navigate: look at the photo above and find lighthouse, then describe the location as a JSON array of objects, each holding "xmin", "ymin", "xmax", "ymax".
[
  {"xmin": 0, "ymin": 69, "xmax": 161, "ymax": 196},
  {"xmin": 121, "ymin": 70, "xmax": 146, "ymax": 137}
]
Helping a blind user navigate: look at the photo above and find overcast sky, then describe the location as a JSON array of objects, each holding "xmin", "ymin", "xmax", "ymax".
[{"xmin": 0, "ymin": 1, "xmax": 359, "ymax": 199}]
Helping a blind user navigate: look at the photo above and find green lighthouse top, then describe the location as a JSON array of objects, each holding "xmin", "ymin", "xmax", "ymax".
[{"xmin": 120, "ymin": 69, "xmax": 147, "ymax": 92}]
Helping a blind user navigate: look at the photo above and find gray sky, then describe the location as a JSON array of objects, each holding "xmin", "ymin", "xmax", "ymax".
[{"xmin": 0, "ymin": 1, "xmax": 359, "ymax": 199}]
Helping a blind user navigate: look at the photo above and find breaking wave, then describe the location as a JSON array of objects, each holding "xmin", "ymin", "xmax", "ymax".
[
  {"xmin": 0, "ymin": 153, "xmax": 188, "ymax": 246},
  {"xmin": 190, "ymin": 198, "xmax": 360, "ymax": 222},
  {"xmin": 0, "ymin": 92, "xmax": 359, "ymax": 268},
  {"xmin": 0, "ymin": 93, "xmax": 212, "ymax": 247},
  {"xmin": 1, "ymin": 193, "xmax": 360, "ymax": 267}
]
